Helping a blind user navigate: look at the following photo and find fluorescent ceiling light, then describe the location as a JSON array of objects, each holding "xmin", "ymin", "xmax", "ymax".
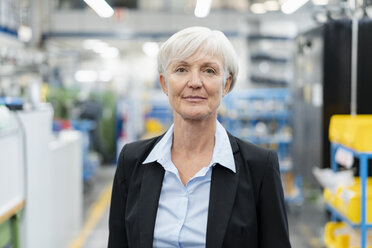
[
  {"xmin": 194, "ymin": 0, "xmax": 212, "ymax": 18},
  {"xmin": 75, "ymin": 70, "xmax": 98, "ymax": 82},
  {"xmin": 84, "ymin": 0, "xmax": 114, "ymax": 18},
  {"xmin": 93, "ymin": 41, "xmax": 109, "ymax": 53},
  {"xmin": 83, "ymin": 39, "xmax": 101, "ymax": 50},
  {"xmin": 281, "ymin": 0, "xmax": 309, "ymax": 14},
  {"xmin": 264, "ymin": 1, "xmax": 280, "ymax": 11},
  {"xmin": 251, "ymin": 3, "xmax": 267, "ymax": 14},
  {"xmin": 142, "ymin": 42, "xmax": 159, "ymax": 58},
  {"xmin": 312, "ymin": 0, "xmax": 328, "ymax": 5},
  {"xmin": 99, "ymin": 47, "xmax": 119, "ymax": 58}
]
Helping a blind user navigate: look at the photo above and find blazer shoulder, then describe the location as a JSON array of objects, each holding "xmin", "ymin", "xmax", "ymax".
[
  {"xmin": 119, "ymin": 135, "xmax": 163, "ymax": 163},
  {"xmin": 231, "ymin": 135, "xmax": 278, "ymax": 174},
  {"xmin": 230, "ymin": 135, "xmax": 281, "ymax": 204},
  {"xmin": 116, "ymin": 135, "xmax": 163, "ymax": 180}
]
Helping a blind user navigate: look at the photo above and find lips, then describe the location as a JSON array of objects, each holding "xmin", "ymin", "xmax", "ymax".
[{"xmin": 182, "ymin": 95, "xmax": 207, "ymax": 102}]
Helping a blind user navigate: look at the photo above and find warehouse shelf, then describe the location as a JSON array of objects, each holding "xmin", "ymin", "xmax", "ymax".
[
  {"xmin": 250, "ymin": 53, "xmax": 290, "ymax": 64},
  {"xmin": 0, "ymin": 27, "xmax": 17, "ymax": 37},
  {"xmin": 250, "ymin": 76, "xmax": 290, "ymax": 86},
  {"xmin": 231, "ymin": 111, "xmax": 291, "ymax": 119},
  {"xmin": 282, "ymin": 174, "xmax": 303, "ymax": 204},
  {"xmin": 223, "ymin": 88, "xmax": 302, "ymax": 204},
  {"xmin": 325, "ymin": 115, "xmax": 372, "ymax": 248},
  {"xmin": 237, "ymin": 135, "xmax": 292, "ymax": 145},
  {"xmin": 326, "ymin": 203, "xmax": 372, "ymax": 229},
  {"xmin": 247, "ymin": 35, "xmax": 293, "ymax": 41},
  {"xmin": 279, "ymin": 159, "xmax": 293, "ymax": 173},
  {"xmin": 248, "ymin": 34, "xmax": 294, "ymax": 87}
]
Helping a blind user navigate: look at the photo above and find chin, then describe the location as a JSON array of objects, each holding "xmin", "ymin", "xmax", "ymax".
[{"xmin": 178, "ymin": 111, "xmax": 215, "ymax": 122}]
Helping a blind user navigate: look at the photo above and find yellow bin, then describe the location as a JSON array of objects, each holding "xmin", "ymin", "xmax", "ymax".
[{"xmin": 329, "ymin": 115, "xmax": 372, "ymax": 152}]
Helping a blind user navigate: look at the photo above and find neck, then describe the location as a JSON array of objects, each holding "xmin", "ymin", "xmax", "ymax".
[{"xmin": 172, "ymin": 113, "xmax": 217, "ymax": 156}]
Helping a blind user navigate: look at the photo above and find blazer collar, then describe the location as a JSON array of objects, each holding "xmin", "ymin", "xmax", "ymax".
[
  {"xmin": 206, "ymin": 132, "xmax": 240, "ymax": 248},
  {"xmin": 132, "ymin": 134, "xmax": 166, "ymax": 248},
  {"xmin": 139, "ymin": 161, "xmax": 165, "ymax": 248},
  {"xmin": 137, "ymin": 132, "xmax": 241, "ymax": 248}
]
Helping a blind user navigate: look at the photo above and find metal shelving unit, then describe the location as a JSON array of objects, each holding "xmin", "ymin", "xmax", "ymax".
[
  {"xmin": 328, "ymin": 143, "xmax": 372, "ymax": 248},
  {"xmin": 222, "ymin": 88, "xmax": 303, "ymax": 204},
  {"xmin": 324, "ymin": 115, "xmax": 372, "ymax": 248},
  {"xmin": 247, "ymin": 35, "xmax": 294, "ymax": 87}
]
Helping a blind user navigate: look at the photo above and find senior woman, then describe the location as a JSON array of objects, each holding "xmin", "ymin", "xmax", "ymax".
[{"xmin": 108, "ymin": 26, "xmax": 291, "ymax": 248}]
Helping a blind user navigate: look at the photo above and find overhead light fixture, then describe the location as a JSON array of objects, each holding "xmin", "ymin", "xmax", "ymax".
[
  {"xmin": 75, "ymin": 70, "xmax": 98, "ymax": 82},
  {"xmin": 264, "ymin": 0, "xmax": 280, "ymax": 11},
  {"xmin": 312, "ymin": 0, "xmax": 328, "ymax": 5},
  {"xmin": 93, "ymin": 41, "xmax": 109, "ymax": 53},
  {"xmin": 83, "ymin": 39, "xmax": 101, "ymax": 50},
  {"xmin": 84, "ymin": 0, "xmax": 114, "ymax": 18},
  {"xmin": 99, "ymin": 47, "xmax": 119, "ymax": 59},
  {"xmin": 250, "ymin": 3, "xmax": 267, "ymax": 14},
  {"xmin": 281, "ymin": 0, "xmax": 309, "ymax": 14},
  {"xmin": 194, "ymin": 0, "xmax": 212, "ymax": 18}
]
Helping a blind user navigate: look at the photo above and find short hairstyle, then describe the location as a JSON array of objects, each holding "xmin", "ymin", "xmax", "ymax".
[{"xmin": 157, "ymin": 26, "xmax": 239, "ymax": 91}]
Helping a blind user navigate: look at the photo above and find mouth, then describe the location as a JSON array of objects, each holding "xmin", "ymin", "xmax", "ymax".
[{"xmin": 182, "ymin": 96, "xmax": 207, "ymax": 102}]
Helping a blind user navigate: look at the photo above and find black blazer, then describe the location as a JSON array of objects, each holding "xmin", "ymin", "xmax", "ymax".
[{"xmin": 108, "ymin": 133, "xmax": 291, "ymax": 248}]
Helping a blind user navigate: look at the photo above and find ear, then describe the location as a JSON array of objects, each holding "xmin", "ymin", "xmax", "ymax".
[
  {"xmin": 159, "ymin": 73, "xmax": 168, "ymax": 95},
  {"xmin": 223, "ymin": 74, "xmax": 232, "ymax": 96}
]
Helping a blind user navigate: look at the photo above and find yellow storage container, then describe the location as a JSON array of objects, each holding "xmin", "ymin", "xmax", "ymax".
[
  {"xmin": 324, "ymin": 178, "xmax": 372, "ymax": 224},
  {"xmin": 325, "ymin": 222, "xmax": 347, "ymax": 247},
  {"xmin": 324, "ymin": 222, "xmax": 372, "ymax": 248},
  {"xmin": 329, "ymin": 115, "xmax": 372, "ymax": 152},
  {"xmin": 324, "ymin": 188, "xmax": 334, "ymax": 203},
  {"xmin": 337, "ymin": 183, "xmax": 372, "ymax": 224},
  {"xmin": 331, "ymin": 177, "xmax": 372, "ymax": 223}
]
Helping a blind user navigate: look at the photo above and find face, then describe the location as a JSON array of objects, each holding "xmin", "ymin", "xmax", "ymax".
[{"xmin": 159, "ymin": 52, "xmax": 232, "ymax": 121}]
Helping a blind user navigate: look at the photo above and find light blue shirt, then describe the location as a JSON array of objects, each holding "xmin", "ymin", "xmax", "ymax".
[{"xmin": 143, "ymin": 120, "xmax": 235, "ymax": 248}]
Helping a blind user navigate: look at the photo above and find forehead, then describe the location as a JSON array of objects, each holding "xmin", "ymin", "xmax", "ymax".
[{"xmin": 170, "ymin": 52, "xmax": 224, "ymax": 67}]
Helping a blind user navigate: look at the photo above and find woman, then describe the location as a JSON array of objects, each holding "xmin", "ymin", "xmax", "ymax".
[{"xmin": 108, "ymin": 27, "xmax": 291, "ymax": 248}]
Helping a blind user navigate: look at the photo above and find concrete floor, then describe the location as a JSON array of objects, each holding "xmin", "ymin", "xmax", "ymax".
[{"xmin": 79, "ymin": 165, "xmax": 328, "ymax": 248}]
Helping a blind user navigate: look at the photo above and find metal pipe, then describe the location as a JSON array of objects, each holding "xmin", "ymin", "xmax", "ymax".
[
  {"xmin": 350, "ymin": 0, "xmax": 359, "ymax": 115},
  {"xmin": 351, "ymin": 15, "xmax": 358, "ymax": 115}
]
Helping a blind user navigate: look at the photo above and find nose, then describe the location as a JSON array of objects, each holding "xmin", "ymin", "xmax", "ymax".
[{"xmin": 187, "ymin": 70, "xmax": 202, "ymax": 88}]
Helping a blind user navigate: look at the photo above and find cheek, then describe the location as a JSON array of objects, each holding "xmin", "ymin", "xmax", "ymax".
[
  {"xmin": 208, "ymin": 81, "xmax": 225, "ymax": 97},
  {"xmin": 166, "ymin": 76, "xmax": 184, "ymax": 95}
]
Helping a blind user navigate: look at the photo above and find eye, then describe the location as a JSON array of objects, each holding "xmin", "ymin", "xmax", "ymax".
[
  {"xmin": 204, "ymin": 68, "xmax": 216, "ymax": 74},
  {"xmin": 175, "ymin": 67, "xmax": 187, "ymax": 73}
]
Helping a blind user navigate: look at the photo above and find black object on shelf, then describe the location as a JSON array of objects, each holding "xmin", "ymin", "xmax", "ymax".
[
  {"xmin": 250, "ymin": 53, "xmax": 289, "ymax": 64},
  {"xmin": 250, "ymin": 76, "xmax": 289, "ymax": 86}
]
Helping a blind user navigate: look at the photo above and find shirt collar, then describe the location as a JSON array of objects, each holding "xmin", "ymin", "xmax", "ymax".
[
  {"xmin": 143, "ymin": 124, "xmax": 174, "ymax": 165},
  {"xmin": 142, "ymin": 120, "xmax": 236, "ymax": 173}
]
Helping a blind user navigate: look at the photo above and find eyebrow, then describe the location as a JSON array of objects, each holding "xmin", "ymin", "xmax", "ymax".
[
  {"xmin": 172, "ymin": 61, "xmax": 220, "ymax": 68},
  {"xmin": 202, "ymin": 62, "xmax": 220, "ymax": 68}
]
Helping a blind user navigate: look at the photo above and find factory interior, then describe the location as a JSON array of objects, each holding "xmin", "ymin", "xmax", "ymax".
[{"xmin": 1, "ymin": 0, "xmax": 372, "ymax": 247}]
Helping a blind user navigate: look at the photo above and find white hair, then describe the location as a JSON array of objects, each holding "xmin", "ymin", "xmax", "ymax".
[{"xmin": 157, "ymin": 26, "xmax": 239, "ymax": 91}]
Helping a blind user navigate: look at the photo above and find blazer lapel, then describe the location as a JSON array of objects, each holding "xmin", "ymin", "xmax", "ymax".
[
  {"xmin": 206, "ymin": 134, "xmax": 240, "ymax": 248},
  {"xmin": 138, "ymin": 161, "xmax": 165, "ymax": 248}
]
